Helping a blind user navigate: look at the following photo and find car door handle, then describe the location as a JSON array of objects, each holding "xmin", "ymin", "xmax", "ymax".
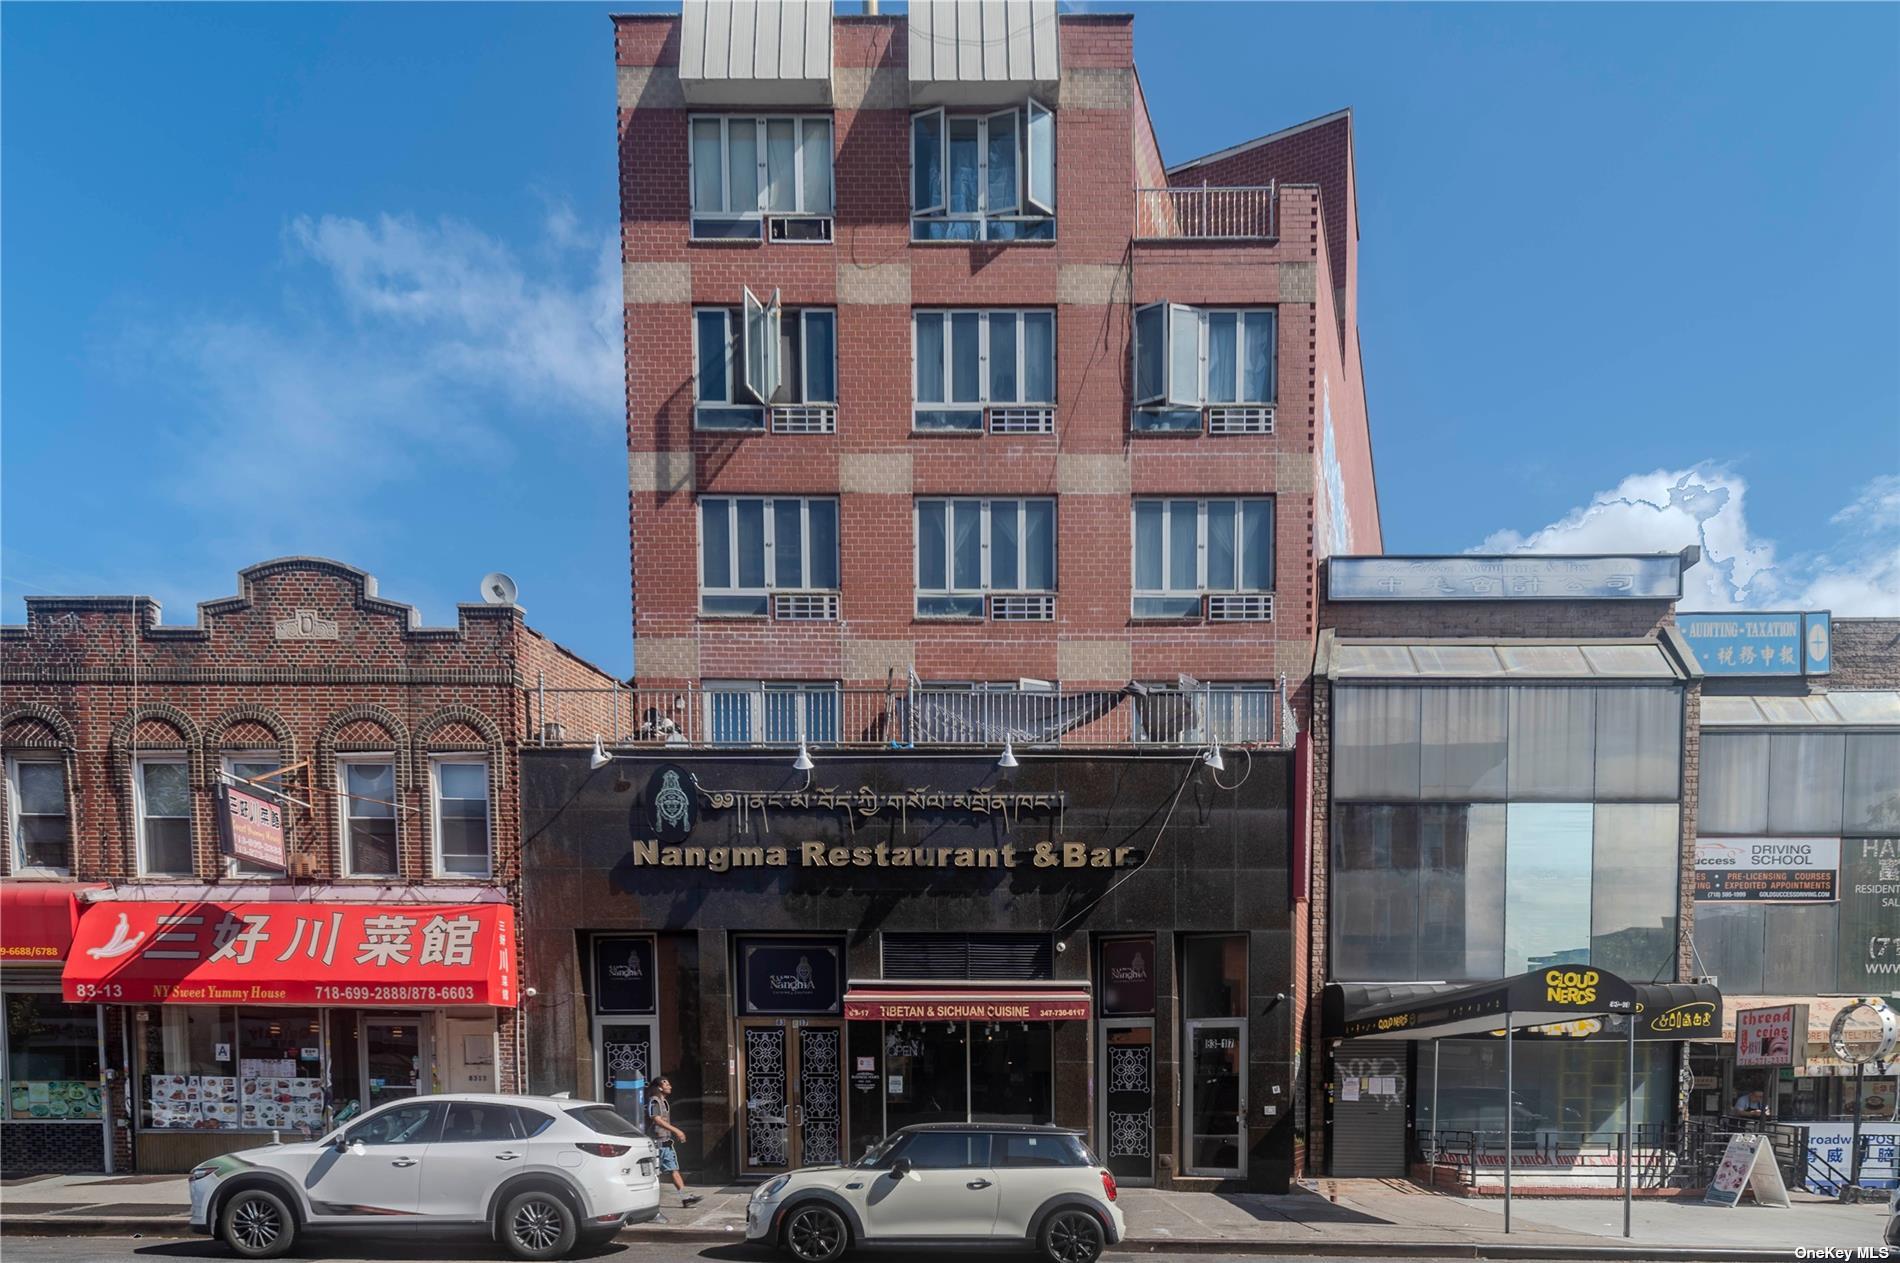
[
  {"xmin": 966, "ymin": 1178, "xmax": 992, "ymax": 1189},
  {"xmin": 495, "ymin": 1152, "xmax": 522, "ymax": 1161},
  {"xmin": 390, "ymin": 1157, "xmax": 418, "ymax": 1167}
]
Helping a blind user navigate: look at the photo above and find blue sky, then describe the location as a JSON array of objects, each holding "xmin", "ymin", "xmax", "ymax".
[{"xmin": 4, "ymin": 2, "xmax": 1896, "ymax": 674}]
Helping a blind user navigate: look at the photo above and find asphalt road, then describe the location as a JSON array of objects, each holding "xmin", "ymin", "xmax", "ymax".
[{"xmin": 0, "ymin": 1241, "xmax": 1481, "ymax": 1263}]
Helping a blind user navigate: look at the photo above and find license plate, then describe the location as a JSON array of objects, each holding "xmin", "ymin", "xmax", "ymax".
[{"xmin": 640, "ymin": 1160, "xmax": 654, "ymax": 1176}]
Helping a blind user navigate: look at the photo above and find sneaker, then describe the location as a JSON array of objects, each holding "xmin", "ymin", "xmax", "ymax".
[{"xmin": 680, "ymin": 1193, "xmax": 702, "ymax": 1207}]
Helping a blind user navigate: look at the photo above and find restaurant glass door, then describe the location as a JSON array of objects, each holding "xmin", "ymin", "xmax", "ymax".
[
  {"xmin": 1098, "ymin": 1020, "xmax": 1155, "ymax": 1184},
  {"xmin": 739, "ymin": 1019, "xmax": 844, "ymax": 1173},
  {"xmin": 360, "ymin": 1016, "xmax": 430, "ymax": 1107},
  {"xmin": 593, "ymin": 1017, "xmax": 658, "ymax": 1130},
  {"xmin": 1184, "ymin": 1019, "xmax": 1246, "ymax": 1177}
]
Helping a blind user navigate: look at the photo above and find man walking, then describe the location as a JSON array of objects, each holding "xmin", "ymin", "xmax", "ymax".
[{"xmin": 647, "ymin": 1075, "xmax": 700, "ymax": 1207}]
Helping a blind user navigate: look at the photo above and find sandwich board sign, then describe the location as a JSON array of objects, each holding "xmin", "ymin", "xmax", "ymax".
[{"xmin": 1705, "ymin": 1133, "xmax": 1792, "ymax": 1208}]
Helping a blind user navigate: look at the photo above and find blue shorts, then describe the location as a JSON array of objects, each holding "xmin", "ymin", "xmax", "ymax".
[{"xmin": 656, "ymin": 1142, "xmax": 679, "ymax": 1173}]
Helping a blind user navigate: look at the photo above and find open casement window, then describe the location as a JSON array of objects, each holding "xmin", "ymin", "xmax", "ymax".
[
  {"xmin": 1131, "ymin": 497, "xmax": 1273, "ymax": 619},
  {"xmin": 915, "ymin": 497, "xmax": 1056, "ymax": 618},
  {"xmin": 910, "ymin": 100, "xmax": 1054, "ymax": 241},
  {"xmin": 700, "ymin": 496, "xmax": 841, "ymax": 617},
  {"xmin": 1132, "ymin": 305, "xmax": 1278, "ymax": 433},
  {"xmin": 740, "ymin": 285, "xmax": 782, "ymax": 405}
]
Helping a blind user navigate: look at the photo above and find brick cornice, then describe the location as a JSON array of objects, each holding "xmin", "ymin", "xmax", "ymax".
[{"xmin": 2, "ymin": 668, "xmax": 518, "ymax": 686}]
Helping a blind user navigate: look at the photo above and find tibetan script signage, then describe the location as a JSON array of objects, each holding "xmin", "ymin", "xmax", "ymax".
[
  {"xmin": 1694, "ymin": 837, "xmax": 1839, "ymax": 901},
  {"xmin": 63, "ymin": 902, "xmax": 516, "ymax": 1007},
  {"xmin": 1328, "ymin": 555, "xmax": 1684, "ymax": 602}
]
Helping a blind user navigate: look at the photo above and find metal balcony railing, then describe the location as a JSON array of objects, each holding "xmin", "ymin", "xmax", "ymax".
[
  {"xmin": 526, "ymin": 680, "xmax": 1287, "ymax": 752},
  {"xmin": 1135, "ymin": 183, "xmax": 1276, "ymax": 242}
]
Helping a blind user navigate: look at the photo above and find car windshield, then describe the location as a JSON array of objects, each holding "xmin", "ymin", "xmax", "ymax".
[
  {"xmin": 854, "ymin": 1136, "xmax": 899, "ymax": 1168},
  {"xmin": 567, "ymin": 1105, "xmax": 641, "ymax": 1138}
]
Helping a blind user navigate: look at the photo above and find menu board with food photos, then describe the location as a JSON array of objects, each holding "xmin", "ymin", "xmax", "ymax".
[
  {"xmin": 9, "ymin": 1080, "xmax": 102, "ymax": 1121},
  {"xmin": 148, "ymin": 1073, "xmax": 321, "ymax": 1129},
  {"xmin": 241, "ymin": 1076, "xmax": 324, "ymax": 1129}
]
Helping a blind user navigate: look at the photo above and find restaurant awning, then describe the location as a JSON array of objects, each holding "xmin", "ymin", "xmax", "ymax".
[
  {"xmin": 843, "ymin": 980, "xmax": 1090, "ymax": 1022},
  {"xmin": 1324, "ymin": 976, "xmax": 1722, "ymax": 1042},
  {"xmin": 0, "ymin": 882, "xmax": 105, "ymax": 963},
  {"xmin": 62, "ymin": 901, "xmax": 517, "ymax": 1007}
]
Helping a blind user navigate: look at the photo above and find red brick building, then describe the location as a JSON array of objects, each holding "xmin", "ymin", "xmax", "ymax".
[{"xmin": 0, "ymin": 557, "xmax": 617, "ymax": 1171}]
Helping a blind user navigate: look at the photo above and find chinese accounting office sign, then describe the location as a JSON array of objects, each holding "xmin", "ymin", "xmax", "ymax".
[
  {"xmin": 62, "ymin": 902, "xmax": 516, "ymax": 1006},
  {"xmin": 1328, "ymin": 554, "xmax": 1684, "ymax": 601},
  {"xmin": 1679, "ymin": 610, "xmax": 1831, "ymax": 676}
]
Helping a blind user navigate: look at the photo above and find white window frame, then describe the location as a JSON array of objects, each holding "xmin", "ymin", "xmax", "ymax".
[
  {"xmin": 702, "ymin": 680, "xmax": 841, "ymax": 746},
  {"xmin": 911, "ymin": 310, "xmax": 1056, "ymax": 424},
  {"xmin": 699, "ymin": 496, "xmax": 841, "ymax": 615},
  {"xmin": 5, "ymin": 754, "xmax": 71, "ymax": 877},
  {"xmin": 689, "ymin": 114, "xmax": 835, "ymax": 232},
  {"xmin": 219, "ymin": 751, "xmax": 281, "ymax": 878},
  {"xmin": 1132, "ymin": 303, "xmax": 1278, "ymax": 411},
  {"xmin": 337, "ymin": 754, "xmax": 401, "ymax": 879},
  {"xmin": 909, "ymin": 100, "xmax": 1056, "ymax": 240},
  {"xmin": 1131, "ymin": 497, "xmax": 1274, "ymax": 616},
  {"xmin": 133, "ymin": 754, "xmax": 192, "ymax": 879},
  {"xmin": 915, "ymin": 497, "xmax": 1057, "ymax": 614},
  {"xmin": 428, "ymin": 755, "xmax": 491, "ymax": 880}
]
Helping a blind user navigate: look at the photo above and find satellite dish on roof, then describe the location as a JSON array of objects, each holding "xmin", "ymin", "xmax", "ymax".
[{"xmin": 479, "ymin": 572, "xmax": 519, "ymax": 606}]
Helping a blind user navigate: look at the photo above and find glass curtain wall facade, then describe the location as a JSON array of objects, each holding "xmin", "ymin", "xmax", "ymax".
[{"xmin": 1330, "ymin": 682, "xmax": 1685, "ymax": 1141}]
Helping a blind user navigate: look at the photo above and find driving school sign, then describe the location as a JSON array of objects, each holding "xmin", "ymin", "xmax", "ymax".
[{"xmin": 1694, "ymin": 837, "xmax": 1839, "ymax": 901}]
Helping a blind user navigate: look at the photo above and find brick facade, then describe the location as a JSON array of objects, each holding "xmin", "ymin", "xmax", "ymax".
[
  {"xmin": 0, "ymin": 557, "xmax": 616, "ymax": 1168},
  {"xmin": 616, "ymin": 11, "xmax": 1379, "ymax": 696},
  {"xmin": 1827, "ymin": 618, "xmax": 1900, "ymax": 690}
]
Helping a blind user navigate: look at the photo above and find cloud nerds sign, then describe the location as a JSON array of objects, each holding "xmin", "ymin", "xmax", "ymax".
[{"xmin": 1679, "ymin": 610, "xmax": 1832, "ymax": 676}]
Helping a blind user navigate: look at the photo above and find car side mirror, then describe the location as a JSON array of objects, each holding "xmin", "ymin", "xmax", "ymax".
[{"xmin": 888, "ymin": 1157, "xmax": 912, "ymax": 1179}]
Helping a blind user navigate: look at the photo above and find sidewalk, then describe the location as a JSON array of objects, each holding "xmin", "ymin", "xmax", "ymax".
[{"xmin": 2, "ymin": 1170, "xmax": 1891, "ymax": 1258}]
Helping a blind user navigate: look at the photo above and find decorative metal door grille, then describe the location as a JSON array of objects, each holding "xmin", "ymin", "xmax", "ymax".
[
  {"xmin": 743, "ymin": 1026, "xmax": 789, "ymax": 1168},
  {"xmin": 797, "ymin": 1026, "xmax": 842, "ymax": 1166}
]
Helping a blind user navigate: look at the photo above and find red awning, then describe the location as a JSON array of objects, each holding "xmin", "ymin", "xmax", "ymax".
[
  {"xmin": 0, "ymin": 883, "xmax": 105, "ymax": 963},
  {"xmin": 62, "ymin": 902, "xmax": 517, "ymax": 1008},
  {"xmin": 844, "ymin": 983, "xmax": 1091, "ymax": 1023}
]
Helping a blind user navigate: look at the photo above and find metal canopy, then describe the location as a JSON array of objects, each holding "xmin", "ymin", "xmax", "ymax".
[
  {"xmin": 1333, "ymin": 968, "xmax": 1640, "ymax": 1041},
  {"xmin": 1323, "ymin": 979, "xmax": 1723, "ymax": 1043},
  {"xmin": 1700, "ymin": 690, "xmax": 1900, "ymax": 727},
  {"xmin": 1328, "ymin": 638, "xmax": 1683, "ymax": 681}
]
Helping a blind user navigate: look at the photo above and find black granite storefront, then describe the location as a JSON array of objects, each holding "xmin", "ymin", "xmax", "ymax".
[{"xmin": 519, "ymin": 748, "xmax": 1295, "ymax": 1193}]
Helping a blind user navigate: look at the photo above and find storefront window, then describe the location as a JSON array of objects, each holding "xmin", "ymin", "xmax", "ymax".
[
  {"xmin": 1767, "ymin": 733, "xmax": 1845, "ymax": 834},
  {"xmin": 884, "ymin": 1021, "xmax": 966, "ymax": 1128},
  {"xmin": 1332, "ymin": 805, "xmax": 1421, "ymax": 980},
  {"xmin": 1182, "ymin": 935, "xmax": 1246, "ymax": 1018},
  {"xmin": 1420, "ymin": 804, "xmax": 1506, "ymax": 980},
  {"xmin": 4, "ymin": 992, "xmax": 101, "ymax": 1120},
  {"xmin": 1589, "ymin": 804, "xmax": 1679, "ymax": 980},
  {"xmin": 1506, "ymin": 690, "xmax": 1595, "ymax": 801},
  {"xmin": 1419, "ymin": 688, "xmax": 1506, "ymax": 800},
  {"xmin": 1697, "ymin": 733, "xmax": 1769, "ymax": 833},
  {"xmin": 1503, "ymin": 804, "xmax": 1594, "ymax": 974},
  {"xmin": 1594, "ymin": 689, "xmax": 1681, "ymax": 800},
  {"xmin": 1417, "ymin": 1039, "xmax": 1672, "ymax": 1142},
  {"xmin": 138, "ymin": 1005, "xmax": 325, "ymax": 1130},
  {"xmin": 970, "ymin": 1023, "xmax": 1052, "ymax": 1124},
  {"xmin": 1333, "ymin": 689, "xmax": 1420, "ymax": 800},
  {"xmin": 1844, "ymin": 734, "xmax": 1900, "ymax": 833}
]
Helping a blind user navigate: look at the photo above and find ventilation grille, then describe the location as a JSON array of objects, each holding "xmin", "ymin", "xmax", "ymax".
[
  {"xmin": 882, "ymin": 934, "xmax": 1054, "ymax": 980},
  {"xmin": 990, "ymin": 594, "xmax": 1055, "ymax": 621},
  {"xmin": 773, "ymin": 592, "xmax": 839, "ymax": 621},
  {"xmin": 772, "ymin": 405, "xmax": 836, "ymax": 434},
  {"xmin": 1207, "ymin": 405, "xmax": 1275, "ymax": 434},
  {"xmin": 989, "ymin": 406, "xmax": 1055, "ymax": 434},
  {"xmin": 768, "ymin": 215, "xmax": 834, "ymax": 243},
  {"xmin": 1207, "ymin": 594, "xmax": 1273, "ymax": 621}
]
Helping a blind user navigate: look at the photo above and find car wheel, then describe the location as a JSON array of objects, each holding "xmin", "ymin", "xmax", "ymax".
[
  {"xmin": 219, "ymin": 1187, "xmax": 296, "ymax": 1260},
  {"xmin": 1040, "ymin": 1209, "xmax": 1105, "ymax": 1263},
  {"xmin": 502, "ymin": 1189, "xmax": 578, "ymax": 1261},
  {"xmin": 780, "ymin": 1203, "xmax": 848, "ymax": 1263}
]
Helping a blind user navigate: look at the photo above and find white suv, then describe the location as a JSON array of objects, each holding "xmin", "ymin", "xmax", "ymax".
[
  {"xmin": 188, "ymin": 1094, "xmax": 660, "ymax": 1260},
  {"xmin": 747, "ymin": 1123, "xmax": 1124, "ymax": 1263}
]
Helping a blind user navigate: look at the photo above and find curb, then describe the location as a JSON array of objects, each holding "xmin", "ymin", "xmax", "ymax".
[{"xmin": 0, "ymin": 1215, "xmax": 1822, "ymax": 1260}]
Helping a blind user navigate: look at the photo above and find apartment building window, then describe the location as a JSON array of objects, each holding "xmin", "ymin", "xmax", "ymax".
[
  {"xmin": 135, "ymin": 757, "xmax": 193, "ymax": 877},
  {"xmin": 220, "ymin": 753, "xmax": 281, "ymax": 877},
  {"xmin": 1132, "ymin": 305, "xmax": 1276, "ymax": 434},
  {"xmin": 1131, "ymin": 498, "xmax": 1273, "ymax": 619},
  {"xmin": 705, "ymin": 682, "xmax": 841, "ymax": 746},
  {"xmin": 693, "ymin": 290, "xmax": 838, "ymax": 432},
  {"xmin": 913, "ymin": 310, "xmax": 1055, "ymax": 433},
  {"xmin": 5, "ymin": 756, "xmax": 71, "ymax": 875},
  {"xmin": 700, "ymin": 496, "xmax": 841, "ymax": 617},
  {"xmin": 916, "ymin": 498, "xmax": 1056, "ymax": 619},
  {"xmin": 430, "ymin": 757, "xmax": 490, "ymax": 878},
  {"xmin": 690, "ymin": 115, "xmax": 834, "ymax": 241},
  {"xmin": 911, "ymin": 101, "xmax": 1055, "ymax": 241},
  {"xmin": 340, "ymin": 757, "xmax": 399, "ymax": 878}
]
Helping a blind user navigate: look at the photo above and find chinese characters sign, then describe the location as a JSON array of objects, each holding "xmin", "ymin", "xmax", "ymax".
[
  {"xmin": 216, "ymin": 784, "xmax": 287, "ymax": 872},
  {"xmin": 1693, "ymin": 837, "xmax": 1839, "ymax": 901},
  {"xmin": 1679, "ymin": 611, "xmax": 1832, "ymax": 676},
  {"xmin": 62, "ymin": 902, "xmax": 516, "ymax": 1007},
  {"xmin": 1327, "ymin": 555, "xmax": 1684, "ymax": 602}
]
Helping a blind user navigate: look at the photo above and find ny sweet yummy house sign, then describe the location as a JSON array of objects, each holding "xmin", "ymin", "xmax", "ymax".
[{"xmin": 631, "ymin": 765, "xmax": 1141, "ymax": 873}]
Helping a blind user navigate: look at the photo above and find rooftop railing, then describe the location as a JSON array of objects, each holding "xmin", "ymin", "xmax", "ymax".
[
  {"xmin": 1135, "ymin": 182, "xmax": 1276, "ymax": 242},
  {"xmin": 526, "ymin": 680, "xmax": 1288, "ymax": 752}
]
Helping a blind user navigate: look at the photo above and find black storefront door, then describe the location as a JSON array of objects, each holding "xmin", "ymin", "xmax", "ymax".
[
  {"xmin": 740, "ymin": 1021, "xmax": 844, "ymax": 1173},
  {"xmin": 596, "ymin": 1021, "xmax": 657, "ymax": 1129},
  {"xmin": 1099, "ymin": 1021, "xmax": 1155, "ymax": 1183}
]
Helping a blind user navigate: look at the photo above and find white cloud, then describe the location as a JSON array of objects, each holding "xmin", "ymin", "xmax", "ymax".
[
  {"xmin": 127, "ymin": 208, "xmax": 620, "ymax": 551},
  {"xmin": 1476, "ymin": 466, "xmax": 1900, "ymax": 616}
]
